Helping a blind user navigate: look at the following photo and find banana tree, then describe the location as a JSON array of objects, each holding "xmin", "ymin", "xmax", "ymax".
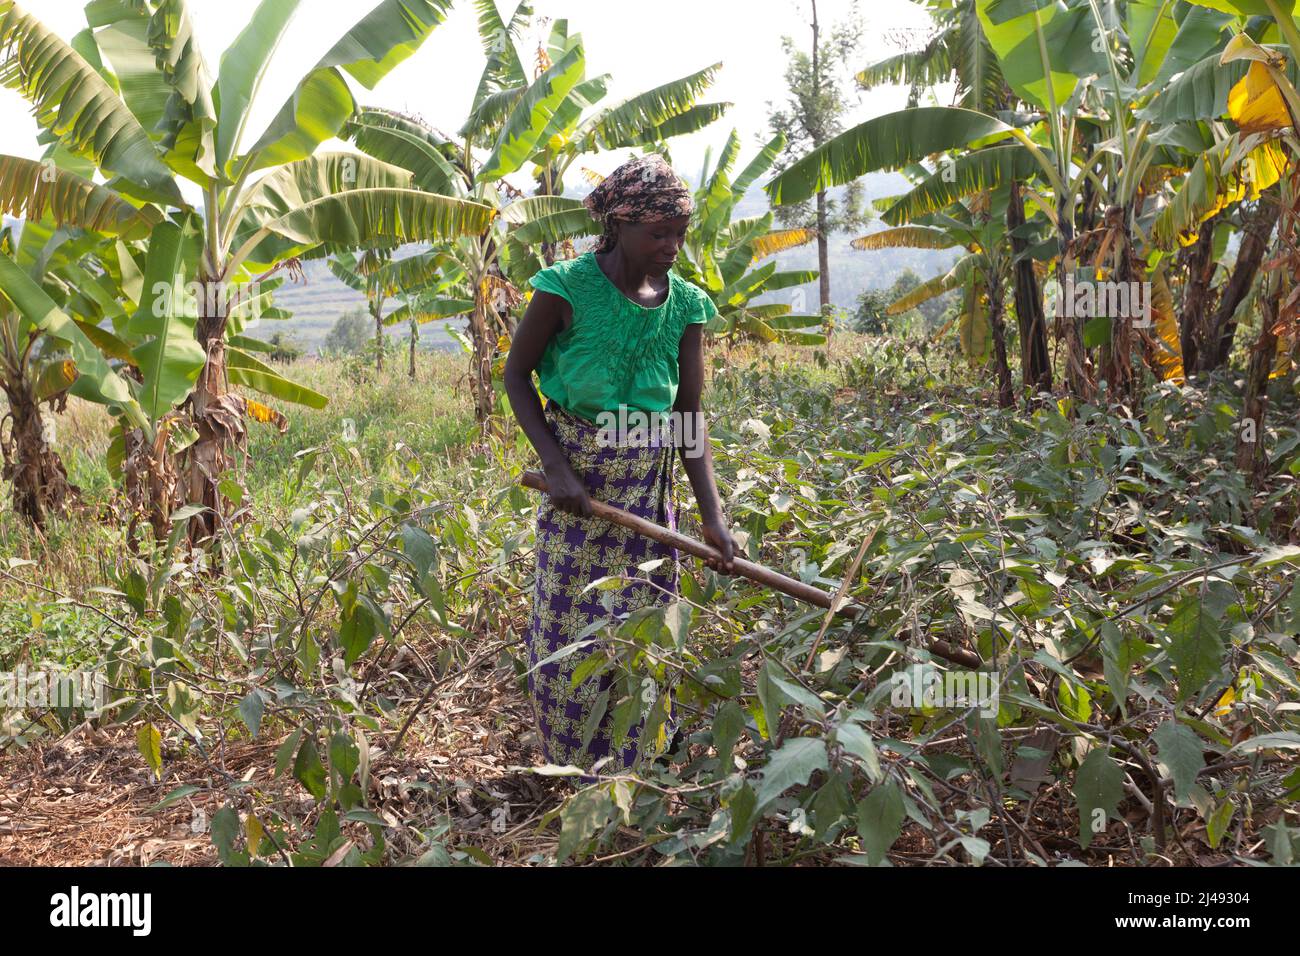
[
  {"xmin": 328, "ymin": 246, "xmax": 471, "ymax": 376},
  {"xmin": 672, "ymin": 130, "xmax": 824, "ymax": 345},
  {"xmin": 1131, "ymin": 26, "xmax": 1297, "ymax": 467},
  {"xmin": 970, "ymin": 0, "xmax": 1294, "ymax": 404},
  {"xmin": 0, "ymin": 0, "xmax": 494, "ymax": 544},
  {"xmin": 0, "ymin": 153, "xmax": 161, "ymax": 527},
  {"xmin": 856, "ymin": 0, "xmax": 1166, "ymax": 394},
  {"xmin": 460, "ymin": 6, "xmax": 729, "ymax": 264},
  {"xmin": 858, "ymin": 0, "xmax": 1051, "ymax": 389},
  {"xmin": 1173, "ymin": 12, "xmax": 1300, "ymax": 475},
  {"xmin": 763, "ymin": 103, "xmax": 1041, "ymax": 387},
  {"xmin": 859, "ymin": 193, "xmax": 1018, "ymax": 404},
  {"xmin": 808, "ymin": 0, "xmax": 1242, "ymax": 403},
  {"xmin": 340, "ymin": 106, "xmax": 519, "ymax": 423},
  {"xmin": 966, "ymin": 0, "xmax": 1141, "ymax": 401},
  {"xmin": 1100, "ymin": 10, "xmax": 1299, "ymax": 479},
  {"xmin": 328, "ymin": 247, "xmax": 438, "ymax": 372},
  {"xmin": 343, "ymin": 15, "xmax": 727, "ymax": 426},
  {"xmin": 382, "ymin": 263, "xmax": 474, "ymax": 379},
  {"xmin": 858, "ymin": 0, "xmax": 1006, "ymax": 111}
]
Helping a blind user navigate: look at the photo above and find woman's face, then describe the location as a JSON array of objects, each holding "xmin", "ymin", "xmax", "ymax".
[{"xmin": 615, "ymin": 215, "xmax": 690, "ymax": 275}]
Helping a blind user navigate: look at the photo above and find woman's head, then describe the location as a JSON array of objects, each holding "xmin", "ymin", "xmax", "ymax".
[{"xmin": 583, "ymin": 153, "xmax": 693, "ymax": 272}]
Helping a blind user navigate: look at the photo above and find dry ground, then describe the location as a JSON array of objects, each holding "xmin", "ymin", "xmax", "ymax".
[{"xmin": 0, "ymin": 643, "xmax": 581, "ymax": 866}]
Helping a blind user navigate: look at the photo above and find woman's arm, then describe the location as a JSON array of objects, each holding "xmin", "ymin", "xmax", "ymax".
[
  {"xmin": 674, "ymin": 323, "xmax": 738, "ymax": 574},
  {"xmin": 503, "ymin": 290, "xmax": 592, "ymax": 516}
]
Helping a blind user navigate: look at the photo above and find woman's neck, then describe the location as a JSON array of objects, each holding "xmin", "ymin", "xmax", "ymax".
[{"xmin": 595, "ymin": 247, "xmax": 666, "ymax": 301}]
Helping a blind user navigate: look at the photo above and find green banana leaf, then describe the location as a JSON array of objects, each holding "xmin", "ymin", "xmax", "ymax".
[
  {"xmin": 343, "ymin": 108, "xmax": 463, "ymax": 195},
  {"xmin": 213, "ymin": 0, "xmax": 303, "ymax": 175},
  {"xmin": 0, "ymin": 154, "xmax": 161, "ymax": 241},
  {"xmin": 0, "ymin": 252, "xmax": 146, "ymax": 428},
  {"xmin": 1182, "ymin": 0, "xmax": 1294, "ymax": 15},
  {"xmin": 881, "ymin": 145, "xmax": 1040, "ymax": 226},
  {"xmin": 240, "ymin": 0, "xmax": 454, "ymax": 173},
  {"xmin": 0, "ymin": 1, "xmax": 182, "ymax": 203},
  {"xmin": 126, "ymin": 220, "xmax": 206, "ymax": 424},
  {"xmin": 764, "ymin": 107, "xmax": 1014, "ymax": 206},
  {"xmin": 479, "ymin": 42, "xmax": 586, "ymax": 181},
  {"xmin": 589, "ymin": 62, "xmax": 722, "ymax": 149},
  {"xmin": 383, "ymin": 296, "xmax": 474, "ymax": 326},
  {"xmin": 975, "ymin": 0, "xmax": 1101, "ymax": 110},
  {"xmin": 227, "ymin": 346, "xmax": 327, "ymax": 408},
  {"xmin": 465, "ymin": 0, "xmax": 533, "ymax": 125}
]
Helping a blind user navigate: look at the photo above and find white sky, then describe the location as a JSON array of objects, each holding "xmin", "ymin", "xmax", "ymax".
[{"xmin": 1, "ymin": 0, "xmax": 942, "ymax": 190}]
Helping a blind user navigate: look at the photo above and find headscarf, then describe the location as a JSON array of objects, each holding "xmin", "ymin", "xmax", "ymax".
[{"xmin": 583, "ymin": 153, "xmax": 693, "ymax": 254}]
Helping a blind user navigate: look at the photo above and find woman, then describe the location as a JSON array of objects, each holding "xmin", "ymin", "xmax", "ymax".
[{"xmin": 504, "ymin": 153, "xmax": 738, "ymax": 779}]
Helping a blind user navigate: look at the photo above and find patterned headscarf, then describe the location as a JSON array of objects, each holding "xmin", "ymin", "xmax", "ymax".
[{"xmin": 583, "ymin": 153, "xmax": 693, "ymax": 254}]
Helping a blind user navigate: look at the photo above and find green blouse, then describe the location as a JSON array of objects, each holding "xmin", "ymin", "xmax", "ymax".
[{"xmin": 528, "ymin": 252, "xmax": 718, "ymax": 424}]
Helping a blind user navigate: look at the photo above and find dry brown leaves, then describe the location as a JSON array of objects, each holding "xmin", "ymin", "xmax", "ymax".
[{"xmin": 0, "ymin": 636, "xmax": 577, "ymax": 866}]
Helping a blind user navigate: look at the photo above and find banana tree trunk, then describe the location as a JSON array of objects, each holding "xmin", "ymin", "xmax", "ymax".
[
  {"xmin": 987, "ymin": 268, "xmax": 1014, "ymax": 409},
  {"xmin": 1056, "ymin": 205, "xmax": 1093, "ymax": 403},
  {"xmin": 1008, "ymin": 183, "xmax": 1052, "ymax": 396},
  {"xmin": 1236, "ymin": 277, "xmax": 1281, "ymax": 482},
  {"xmin": 374, "ymin": 304, "xmax": 384, "ymax": 373},
  {"xmin": 536, "ymin": 163, "xmax": 560, "ymax": 267},
  {"xmin": 185, "ymin": 279, "xmax": 245, "ymax": 548},
  {"xmin": 0, "ymin": 380, "xmax": 72, "ymax": 529},
  {"xmin": 123, "ymin": 419, "xmax": 180, "ymax": 546},
  {"xmin": 469, "ymin": 290, "xmax": 495, "ymax": 425},
  {"xmin": 1178, "ymin": 217, "xmax": 1217, "ymax": 376},
  {"xmin": 1098, "ymin": 208, "xmax": 1138, "ymax": 407},
  {"xmin": 1209, "ymin": 198, "xmax": 1280, "ymax": 370}
]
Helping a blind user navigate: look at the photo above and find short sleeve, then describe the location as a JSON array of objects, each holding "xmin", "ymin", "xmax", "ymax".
[
  {"xmin": 683, "ymin": 287, "xmax": 717, "ymax": 327},
  {"xmin": 528, "ymin": 266, "xmax": 571, "ymax": 305}
]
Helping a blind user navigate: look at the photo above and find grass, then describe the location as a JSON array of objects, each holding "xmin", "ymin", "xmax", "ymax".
[
  {"xmin": 0, "ymin": 348, "xmax": 480, "ymax": 611},
  {"xmin": 242, "ymin": 353, "xmax": 476, "ymax": 500}
]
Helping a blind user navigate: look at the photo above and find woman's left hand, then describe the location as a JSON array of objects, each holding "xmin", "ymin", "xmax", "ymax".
[{"xmin": 702, "ymin": 519, "xmax": 739, "ymax": 575}]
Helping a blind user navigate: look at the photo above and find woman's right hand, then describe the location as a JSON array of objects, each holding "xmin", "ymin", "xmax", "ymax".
[{"xmin": 544, "ymin": 459, "xmax": 593, "ymax": 517}]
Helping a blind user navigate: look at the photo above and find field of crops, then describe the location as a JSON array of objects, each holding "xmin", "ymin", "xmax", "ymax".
[{"xmin": 1, "ymin": 0, "xmax": 1299, "ymax": 873}]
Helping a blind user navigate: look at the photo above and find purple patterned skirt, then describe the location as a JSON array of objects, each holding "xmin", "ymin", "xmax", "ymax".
[{"xmin": 526, "ymin": 400, "xmax": 681, "ymax": 779}]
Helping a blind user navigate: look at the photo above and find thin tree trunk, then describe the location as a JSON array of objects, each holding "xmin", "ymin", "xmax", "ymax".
[
  {"xmin": 1236, "ymin": 289, "xmax": 1279, "ymax": 482},
  {"xmin": 1056, "ymin": 204, "xmax": 1093, "ymax": 403},
  {"xmin": 987, "ymin": 268, "xmax": 1014, "ymax": 408},
  {"xmin": 816, "ymin": 188, "xmax": 830, "ymax": 314},
  {"xmin": 1209, "ymin": 197, "xmax": 1280, "ymax": 370},
  {"xmin": 1178, "ymin": 218, "xmax": 1217, "ymax": 375},
  {"xmin": 0, "ymin": 382, "xmax": 72, "ymax": 529},
  {"xmin": 1008, "ymin": 182, "xmax": 1052, "ymax": 396},
  {"xmin": 537, "ymin": 163, "xmax": 559, "ymax": 267},
  {"xmin": 409, "ymin": 320, "xmax": 418, "ymax": 379},
  {"xmin": 1058, "ymin": 270, "xmax": 1091, "ymax": 400},
  {"xmin": 374, "ymin": 304, "xmax": 384, "ymax": 373},
  {"xmin": 811, "ymin": 0, "xmax": 830, "ymax": 317}
]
